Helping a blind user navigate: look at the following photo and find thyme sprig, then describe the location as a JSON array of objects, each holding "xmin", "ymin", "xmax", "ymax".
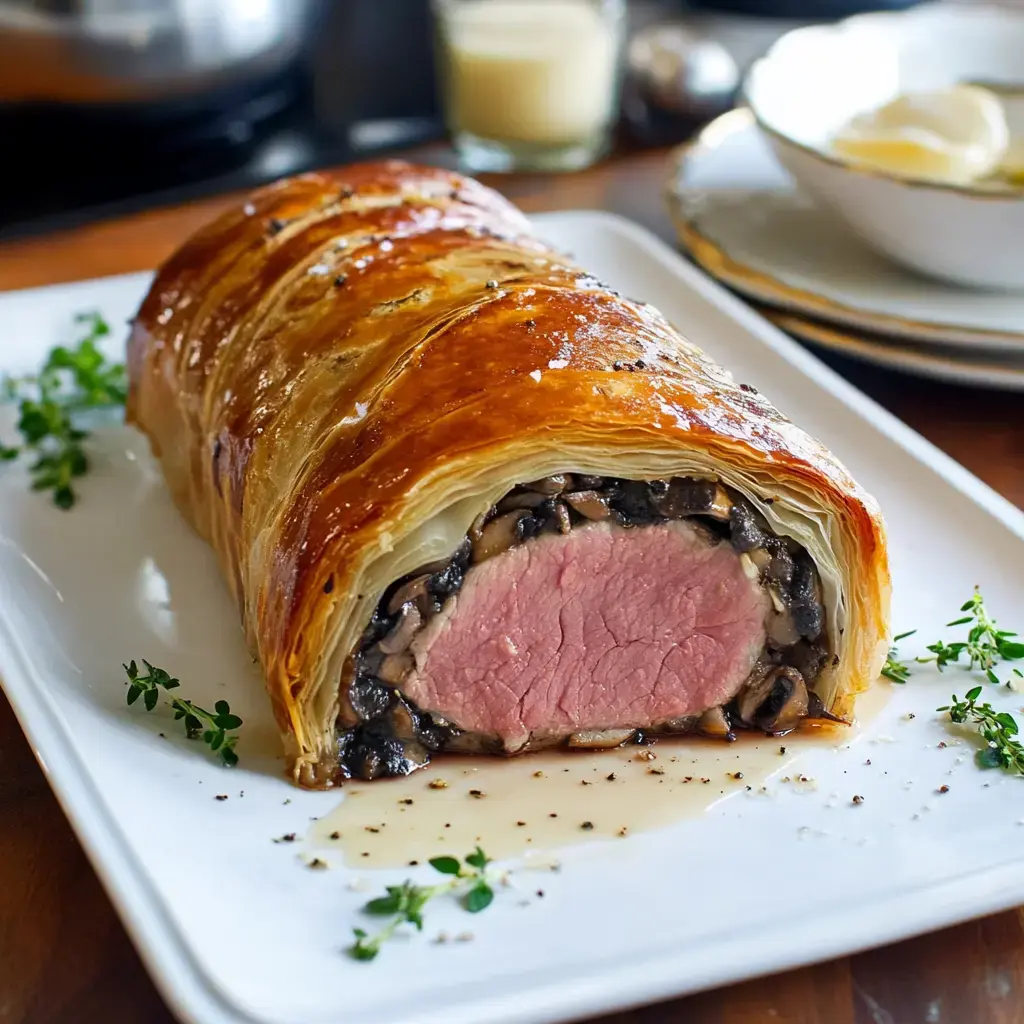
[
  {"xmin": 938, "ymin": 686, "xmax": 1024, "ymax": 774},
  {"xmin": 124, "ymin": 658, "xmax": 179, "ymax": 710},
  {"xmin": 123, "ymin": 660, "xmax": 242, "ymax": 766},
  {"xmin": 349, "ymin": 847, "xmax": 495, "ymax": 961},
  {"xmin": 170, "ymin": 698, "xmax": 243, "ymax": 767},
  {"xmin": 881, "ymin": 629, "xmax": 916, "ymax": 683},
  {"xmin": 1, "ymin": 312, "xmax": 126, "ymax": 508},
  {"xmin": 921, "ymin": 589, "xmax": 1024, "ymax": 684}
]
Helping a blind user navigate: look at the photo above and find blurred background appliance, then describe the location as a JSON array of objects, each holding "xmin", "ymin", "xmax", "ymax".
[
  {"xmin": 0, "ymin": 0, "xmax": 441, "ymax": 237},
  {"xmin": 0, "ymin": 0, "xmax": 922, "ymax": 239},
  {"xmin": 0, "ymin": 0, "xmax": 318, "ymax": 105}
]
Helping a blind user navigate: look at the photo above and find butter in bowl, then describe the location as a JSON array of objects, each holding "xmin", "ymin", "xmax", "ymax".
[
  {"xmin": 744, "ymin": 3, "xmax": 1024, "ymax": 291},
  {"xmin": 832, "ymin": 84, "xmax": 1018, "ymax": 187}
]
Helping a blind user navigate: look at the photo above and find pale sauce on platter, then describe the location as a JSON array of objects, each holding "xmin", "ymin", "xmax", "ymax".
[{"xmin": 310, "ymin": 685, "xmax": 891, "ymax": 867}]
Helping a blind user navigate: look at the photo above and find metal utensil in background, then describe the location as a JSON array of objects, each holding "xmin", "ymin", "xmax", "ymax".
[
  {"xmin": 0, "ymin": 0, "xmax": 452, "ymax": 239},
  {"xmin": 0, "ymin": 0, "xmax": 320, "ymax": 106},
  {"xmin": 0, "ymin": 0, "xmax": 323, "ymax": 237},
  {"xmin": 622, "ymin": 22, "xmax": 740, "ymax": 145}
]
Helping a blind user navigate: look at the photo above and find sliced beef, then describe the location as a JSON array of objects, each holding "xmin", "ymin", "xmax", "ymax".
[
  {"xmin": 400, "ymin": 520, "xmax": 770, "ymax": 752},
  {"xmin": 336, "ymin": 473, "xmax": 833, "ymax": 781}
]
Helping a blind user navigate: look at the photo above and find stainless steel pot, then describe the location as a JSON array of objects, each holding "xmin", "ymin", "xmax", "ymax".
[{"xmin": 0, "ymin": 0, "xmax": 321, "ymax": 105}]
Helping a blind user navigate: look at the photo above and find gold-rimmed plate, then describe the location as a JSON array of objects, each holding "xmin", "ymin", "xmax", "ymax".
[
  {"xmin": 665, "ymin": 109, "xmax": 1024, "ymax": 353},
  {"xmin": 762, "ymin": 306, "xmax": 1024, "ymax": 392}
]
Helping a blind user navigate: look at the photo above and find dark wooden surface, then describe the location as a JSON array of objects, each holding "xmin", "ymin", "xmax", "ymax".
[{"xmin": 2, "ymin": 147, "xmax": 1024, "ymax": 1024}]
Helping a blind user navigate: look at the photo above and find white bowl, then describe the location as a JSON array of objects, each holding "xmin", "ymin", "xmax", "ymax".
[{"xmin": 744, "ymin": 2, "xmax": 1024, "ymax": 291}]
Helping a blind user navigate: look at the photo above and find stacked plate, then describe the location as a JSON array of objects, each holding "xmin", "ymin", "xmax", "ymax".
[{"xmin": 665, "ymin": 108, "xmax": 1024, "ymax": 390}]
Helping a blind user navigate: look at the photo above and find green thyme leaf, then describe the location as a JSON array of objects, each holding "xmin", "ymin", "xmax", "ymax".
[
  {"xmin": 976, "ymin": 747, "xmax": 1002, "ymax": 769},
  {"xmin": 349, "ymin": 928, "xmax": 380, "ymax": 961},
  {"xmin": 464, "ymin": 846, "xmax": 489, "ymax": 870},
  {"xmin": 463, "ymin": 883, "xmax": 494, "ymax": 914},
  {"xmin": 167, "ymin": 697, "xmax": 243, "ymax": 765},
  {"xmin": 1, "ymin": 311, "xmax": 125, "ymax": 507},
  {"xmin": 429, "ymin": 856, "xmax": 462, "ymax": 876},
  {"xmin": 881, "ymin": 629, "xmax": 915, "ymax": 683},
  {"xmin": 123, "ymin": 661, "xmax": 242, "ymax": 766},
  {"xmin": 918, "ymin": 590, "xmax": 1024, "ymax": 685},
  {"xmin": 365, "ymin": 892, "xmax": 404, "ymax": 916},
  {"xmin": 940, "ymin": 689, "xmax": 1024, "ymax": 776},
  {"xmin": 123, "ymin": 659, "xmax": 179, "ymax": 710},
  {"xmin": 347, "ymin": 847, "xmax": 499, "ymax": 961}
]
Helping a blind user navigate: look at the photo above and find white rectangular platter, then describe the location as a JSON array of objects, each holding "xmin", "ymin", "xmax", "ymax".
[{"xmin": 2, "ymin": 211, "xmax": 1024, "ymax": 1024}]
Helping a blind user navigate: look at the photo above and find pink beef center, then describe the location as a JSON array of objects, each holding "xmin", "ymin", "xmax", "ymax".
[{"xmin": 404, "ymin": 520, "xmax": 770, "ymax": 750}]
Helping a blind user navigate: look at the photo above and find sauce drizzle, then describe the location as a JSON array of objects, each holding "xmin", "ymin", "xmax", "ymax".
[{"xmin": 310, "ymin": 685, "xmax": 891, "ymax": 867}]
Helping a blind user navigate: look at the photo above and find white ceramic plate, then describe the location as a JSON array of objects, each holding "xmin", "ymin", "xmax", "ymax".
[
  {"xmin": 744, "ymin": 3, "xmax": 1024, "ymax": 290},
  {"xmin": 762, "ymin": 307, "xmax": 1024, "ymax": 392},
  {"xmin": 3, "ymin": 211, "xmax": 1024, "ymax": 1024},
  {"xmin": 665, "ymin": 109, "xmax": 1024, "ymax": 352}
]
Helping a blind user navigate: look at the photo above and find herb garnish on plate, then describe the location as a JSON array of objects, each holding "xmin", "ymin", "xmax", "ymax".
[
  {"xmin": 169, "ymin": 698, "xmax": 243, "ymax": 767},
  {"xmin": 881, "ymin": 630, "xmax": 916, "ymax": 683},
  {"xmin": 922, "ymin": 588, "xmax": 1024, "ymax": 683},
  {"xmin": 124, "ymin": 660, "xmax": 243, "ymax": 766},
  {"xmin": 349, "ymin": 847, "xmax": 497, "ymax": 961},
  {"xmin": 881, "ymin": 589, "xmax": 1024, "ymax": 687},
  {"xmin": 0, "ymin": 312, "xmax": 125, "ymax": 508},
  {"xmin": 124, "ymin": 658, "xmax": 180, "ymax": 709},
  {"xmin": 880, "ymin": 591, "xmax": 1024, "ymax": 775},
  {"xmin": 938, "ymin": 687, "xmax": 1024, "ymax": 774}
]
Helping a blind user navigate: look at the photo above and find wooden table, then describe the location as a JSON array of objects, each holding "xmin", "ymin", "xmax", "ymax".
[{"xmin": 2, "ymin": 147, "xmax": 1024, "ymax": 1024}]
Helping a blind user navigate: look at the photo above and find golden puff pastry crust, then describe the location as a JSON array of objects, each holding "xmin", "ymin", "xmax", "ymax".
[{"xmin": 127, "ymin": 160, "xmax": 890, "ymax": 786}]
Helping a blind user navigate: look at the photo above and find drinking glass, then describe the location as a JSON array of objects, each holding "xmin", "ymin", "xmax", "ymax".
[{"xmin": 432, "ymin": 0, "xmax": 626, "ymax": 173}]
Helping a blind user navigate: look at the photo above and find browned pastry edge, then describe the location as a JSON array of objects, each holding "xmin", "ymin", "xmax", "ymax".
[{"xmin": 127, "ymin": 160, "xmax": 890, "ymax": 785}]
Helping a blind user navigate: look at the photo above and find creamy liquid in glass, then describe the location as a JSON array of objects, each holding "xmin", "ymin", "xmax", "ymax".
[
  {"xmin": 310, "ymin": 684, "xmax": 891, "ymax": 867},
  {"xmin": 443, "ymin": 0, "xmax": 618, "ymax": 145}
]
